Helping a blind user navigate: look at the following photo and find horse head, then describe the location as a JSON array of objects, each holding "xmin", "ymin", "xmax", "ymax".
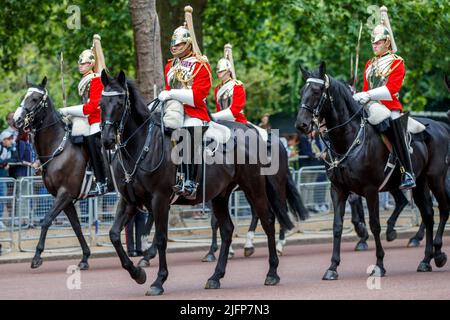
[
  {"xmin": 14, "ymin": 76, "xmax": 49, "ymax": 131},
  {"xmin": 100, "ymin": 70, "xmax": 129, "ymax": 150},
  {"xmin": 295, "ymin": 61, "xmax": 328, "ymax": 134}
]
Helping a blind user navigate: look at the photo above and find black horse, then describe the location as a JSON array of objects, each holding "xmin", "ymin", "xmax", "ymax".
[
  {"xmin": 99, "ymin": 70, "xmax": 308, "ymax": 295},
  {"xmin": 296, "ymin": 62, "xmax": 449, "ymax": 279},
  {"xmin": 13, "ymin": 77, "xmax": 94, "ymax": 270}
]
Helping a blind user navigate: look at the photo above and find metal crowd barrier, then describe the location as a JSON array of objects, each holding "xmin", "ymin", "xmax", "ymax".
[
  {"xmin": 16, "ymin": 176, "xmax": 93, "ymax": 252},
  {"xmin": 0, "ymin": 167, "xmax": 431, "ymax": 255},
  {"xmin": 0, "ymin": 178, "xmax": 17, "ymax": 253}
]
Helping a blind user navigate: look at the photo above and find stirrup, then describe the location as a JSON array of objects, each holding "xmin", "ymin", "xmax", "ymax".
[
  {"xmin": 181, "ymin": 180, "xmax": 199, "ymax": 200},
  {"xmin": 399, "ymin": 172, "xmax": 416, "ymax": 190},
  {"xmin": 88, "ymin": 182, "xmax": 108, "ymax": 196}
]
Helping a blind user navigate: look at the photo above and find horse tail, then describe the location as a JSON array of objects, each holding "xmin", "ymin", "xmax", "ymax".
[
  {"xmin": 265, "ymin": 176, "xmax": 295, "ymax": 230},
  {"xmin": 286, "ymin": 171, "xmax": 310, "ymax": 221}
]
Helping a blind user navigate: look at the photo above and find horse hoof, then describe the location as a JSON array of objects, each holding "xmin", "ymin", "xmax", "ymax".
[
  {"xmin": 322, "ymin": 269, "xmax": 338, "ymax": 280},
  {"xmin": 78, "ymin": 261, "xmax": 89, "ymax": 270},
  {"xmin": 354, "ymin": 241, "xmax": 368, "ymax": 252},
  {"xmin": 31, "ymin": 257, "xmax": 43, "ymax": 269},
  {"xmin": 434, "ymin": 253, "xmax": 447, "ymax": 268},
  {"xmin": 138, "ymin": 259, "xmax": 150, "ymax": 268},
  {"xmin": 134, "ymin": 267, "xmax": 147, "ymax": 285},
  {"xmin": 204, "ymin": 279, "xmax": 221, "ymax": 289},
  {"xmin": 228, "ymin": 251, "xmax": 235, "ymax": 259},
  {"xmin": 145, "ymin": 286, "xmax": 164, "ymax": 296},
  {"xmin": 201, "ymin": 253, "xmax": 216, "ymax": 262},
  {"xmin": 264, "ymin": 275, "xmax": 280, "ymax": 286},
  {"xmin": 386, "ymin": 229, "xmax": 397, "ymax": 242},
  {"xmin": 244, "ymin": 247, "xmax": 255, "ymax": 257},
  {"xmin": 407, "ymin": 238, "xmax": 421, "ymax": 248},
  {"xmin": 370, "ymin": 265, "xmax": 386, "ymax": 277},
  {"xmin": 417, "ymin": 261, "xmax": 432, "ymax": 272}
]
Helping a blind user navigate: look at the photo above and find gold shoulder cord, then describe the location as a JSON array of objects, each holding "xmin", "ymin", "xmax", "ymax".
[{"xmin": 383, "ymin": 56, "xmax": 404, "ymax": 78}]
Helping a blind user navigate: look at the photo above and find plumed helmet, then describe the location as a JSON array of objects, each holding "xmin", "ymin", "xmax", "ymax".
[{"xmin": 370, "ymin": 6, "xmax": 398, "ymax": 53}]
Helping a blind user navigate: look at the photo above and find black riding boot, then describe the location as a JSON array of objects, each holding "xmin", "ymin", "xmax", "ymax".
[
  {"xmin": 388, "ymin": 114, "xmax": 416, "ymax": 190},
  {"xmin": 86, "ymin": 132, "xmax": 108, "ymax": 196}
]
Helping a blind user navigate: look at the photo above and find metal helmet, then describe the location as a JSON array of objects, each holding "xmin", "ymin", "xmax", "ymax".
[
  {"xmin": 371, "ymin": 24, "xmax": 391, "ymax": 43},
  {"xmin": 370, "ymin": 6, "xmax": 398, "ymax": 53},
  {"xmin": 171, "ymin": 25, "xmax": 192, "ymax": 47},
  {"xmin": 78, "ymin": 49, "xmax": 95, "ymax": 65},
  {"xmin": 216, "ymin": 58, "xmax": 232, "ymax": 74}
]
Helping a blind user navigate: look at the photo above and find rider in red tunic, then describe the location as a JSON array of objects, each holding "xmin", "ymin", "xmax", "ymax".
[
  {"xmin": 60, "ymin": 35, "xmax": 108, "ymax": 196},
  {"xmin": 157, "ymin": 19, "xmax": 212, "ymax": 199},
  {"xmin": 212, "ymin": 44, "xmax": 248, "ymax": 124},
  {"xmin": 353, "ymin": 6, "xmax": 415, "ymax": 190}
]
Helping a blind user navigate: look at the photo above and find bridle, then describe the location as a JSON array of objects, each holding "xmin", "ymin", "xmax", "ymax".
[
  {"xmin": 20, "ymin": 87, "xmax": 52, "ymax": 131},
  {"xmin": 300, "ymin": 74, "xmax": 367, "ymax": 169},
  {"xmin": 101, "ymin": 86, "xmax": 165, "ymax": 183},
  {"xmin": 19, "ymin": 87, "xmax": 69, "ymax": 170}
]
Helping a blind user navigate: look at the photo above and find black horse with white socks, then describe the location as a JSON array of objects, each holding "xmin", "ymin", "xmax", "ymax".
[{"xmin": 296, "ymin": 62, "xmax": 449, "ymax": 280}]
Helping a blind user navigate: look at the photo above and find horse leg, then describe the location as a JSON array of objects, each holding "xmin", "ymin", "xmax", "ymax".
[
  {"xmin": 109, "ymin": 198, "xmax": 146, "ymax": 284},
  {"xmin": 146, "ymin": 194, "xmax": 170, "ymax": 296},
  {"xmin": 427, "ymin": 176, "xmax": 449, "ymax": 268},
  {"xmin": 323, "ymin": 187, "xmax": 349, "ymax": 280},
  {"xmin": 412, "ymin": 178, "xmax": 435, "ymax": 272},
  {"xmin": 366, "ymin": 191, "xmax": 386, "ymax": 277},
  {"xmin": 202, "ymin": 213, "xmax": 219, "ymax": 262},
  {"xmin": 386, "ymin": 189, "xmax": 408, "ymax": 242},
  {"xmin": 31, "ymin": 193, "xmax": 74, "ymax": 269},
  {"xmin": 349, "ymin": 194, "xmax": 369, "ymax": 251},
  {"xmin": 408, "ymin": 222, "xmax": 425, "ymax": 247},
  {"xmin": 205, "ymin": 195, "xmax": 233, "ymax": 290},
  {"xmin": 244, "ymin": 208, "xmax": 258, "ymax": 257},
  {"xmin": 64, "ymin": 202, "xmax": 90, "ymax": 270},
  {"xmin": 276, "ymin": 227, "xmax": 286, "ymax": 255},
  {"xmin": 138, "ymin": 210, "xmax": 157, "ymax": 268}
]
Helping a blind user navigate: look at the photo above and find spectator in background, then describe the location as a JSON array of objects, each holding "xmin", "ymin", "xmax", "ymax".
[
  {"xmin": 9, "ymin": 131, "xmax": 38, "ymax": 178},
  {"xmin": 0, "ymin": 131, "xmax": 17, "ymax": 230},
  {"xmin": 4, "ymin": 112, "xmax": 18, "ymax": 141},
  {"xmin": 126, "ymin": 211, "xmax": 148, "ymax": 257},
  {"xmin": 259, "ymin": 113, "xmax": 271, "ymax": 130}
]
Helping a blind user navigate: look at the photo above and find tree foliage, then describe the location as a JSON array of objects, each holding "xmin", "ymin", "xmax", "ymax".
[{"xmin": 0, "ymin": 0, "xmax": 448, "ymax": 128}]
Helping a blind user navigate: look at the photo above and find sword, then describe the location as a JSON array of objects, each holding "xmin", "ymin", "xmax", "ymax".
[
  {"xmin": 352, "ymin": 22, "xmax": 363, "ymax": 93},
  {"xmin": 60, "ymin": 51, "xmax": 67, "ymax": 108}
]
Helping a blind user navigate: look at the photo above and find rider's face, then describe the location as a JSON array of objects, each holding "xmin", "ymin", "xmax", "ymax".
[
  {"xmin": 217, "ymin": 70, "xmax": 231, "ymax": 82},
  {"xmin": 79, "ymin": 62, "xmax": 92, "ymax": 75},
  {"xmin": 372, "ymin": 40, "xmax": 388, "ymax": 56}
]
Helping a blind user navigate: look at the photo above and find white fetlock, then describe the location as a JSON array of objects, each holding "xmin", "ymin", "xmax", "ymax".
[
  {"xmin": 244, "ymin": 231, "xmax": 255, "ymax": 249},
  {"xmin": 141, "ymin": 235, "xmax": 151, "ymax": 252},
  {"xmin": 276, "ymin": 239, "xmax": 286, "ymax": 255},
  {"xmin": 229, "ymin": 244, "xmax": 235, "ymax": 256}
]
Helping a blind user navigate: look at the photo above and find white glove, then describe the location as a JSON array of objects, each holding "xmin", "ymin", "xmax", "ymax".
[
  {"xmin": 353, "ymin": 92, "xmax": 370, "ymax": 105},
  {"xmin": 60, "ymin": 105, "xmax": 85, "ymax": 117},
  {"xmin": 158, "ymin": 90, "xmax": 172, "ymax": 102}
]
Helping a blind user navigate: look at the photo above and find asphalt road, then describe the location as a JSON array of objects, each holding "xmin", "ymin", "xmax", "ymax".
[{"xmin": 0, "ymin": 237, "xmax": 449, "ymax": 300}]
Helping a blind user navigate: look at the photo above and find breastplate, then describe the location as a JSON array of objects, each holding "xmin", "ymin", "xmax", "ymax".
[
  {"xmin": 168, "ymin": 57, "xmax": 197, "ymax": 89},
  {"xmin": 366, "ymin": 54, "xmax": 396, "ymax": 89}
]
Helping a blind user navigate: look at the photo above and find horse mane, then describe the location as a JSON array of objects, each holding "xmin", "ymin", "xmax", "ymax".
[
  {"xmin": 328, "ymin": 76, "xmax": 361, "ymax": 115},
  {"xmin": 124, "ymin": 78, "xmax": 151, "ymax": 121}
]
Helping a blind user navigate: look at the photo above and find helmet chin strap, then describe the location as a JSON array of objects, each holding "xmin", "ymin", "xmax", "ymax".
[
  {"xmin": 374, "ymin": 39, "xmax": 392, "ymax": 57},
  {"xmin": 79, "ymin": 64, "xmax": 94, "ymax": 76}
]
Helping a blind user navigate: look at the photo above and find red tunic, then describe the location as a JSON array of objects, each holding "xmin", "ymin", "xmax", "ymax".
[
  {"xmin": 82, "ymin": 76, "xmax": 103, "ymax": 125},
  {"xmin": 164, "ymin": 58, "xmax": 211, "ymax": 122},
  {"xmin": 214, "ymin": 82, "xmax": 248, "ymax": 124},
  {"xmin": 362, "ymin": 57, "xmax": 405, "ymax": 112}
]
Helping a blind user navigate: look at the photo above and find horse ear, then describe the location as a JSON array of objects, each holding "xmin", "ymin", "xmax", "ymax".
[
  {"xmin": 101, "ymin": 69, "xmax": 109, "ymax": 86},
  {"xmin": 117, "ymin": 70, "xmax": 126, "ymax": 87},
  {"xmin": 40, "ymin": 76, "xmax": 48, "ymax": 88},
  {"xmin": 299, "ymin": 65, "xmax": 309, "ymax": 81},
  {"xmin": 319, "ymin": 61, "xmax": 326, "ymax": 78}
]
